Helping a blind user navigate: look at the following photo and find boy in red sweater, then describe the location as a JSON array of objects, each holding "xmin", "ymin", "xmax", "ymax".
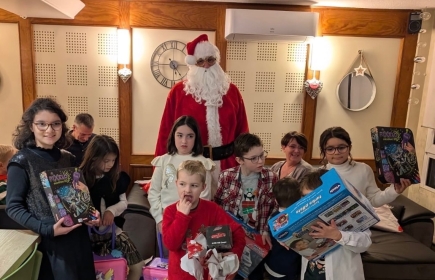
[{"xmin": 163, "ymin": 160, "xmax": 246, "ymax": 279}]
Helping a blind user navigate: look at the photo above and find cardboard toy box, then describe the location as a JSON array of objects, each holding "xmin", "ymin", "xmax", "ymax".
[
  {"xmin": 206, "ymin": 225, "xmax": 233, "ymax": 250},
  {"xmin": 226, "ymin": 212, "xmax": 269, "ymax": 278},
  {"xmin": 371, "ymin": 126, "xmax": 420, "ymax": 184},
  {"xmin": 268, "ymin": 168, "xmax": 379, "ymax": 261}
]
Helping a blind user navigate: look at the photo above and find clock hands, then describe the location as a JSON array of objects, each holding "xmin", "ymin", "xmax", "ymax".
[{"xmin": 169, "ymin": 58, "xmax": 182, "ymax": 77}]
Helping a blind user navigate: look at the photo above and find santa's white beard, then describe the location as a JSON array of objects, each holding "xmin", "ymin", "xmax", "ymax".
[{"xmin": 183, "ymin": 63, "xmax": 231, "ymax": 107}]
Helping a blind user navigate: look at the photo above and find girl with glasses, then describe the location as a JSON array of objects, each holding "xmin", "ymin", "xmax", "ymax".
[
  {"xmin": 270, "ymin": 131, "xmax": 313, "ymax": 181},
  {"xmin": 6, "ymin": 98, "xmax": 99, "ymax": 280},
  {"xmin": 319, "ymin": 126, "xmax": 411, "ymax": 208}
]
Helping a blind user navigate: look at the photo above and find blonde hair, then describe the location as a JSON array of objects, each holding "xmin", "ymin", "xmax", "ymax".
[
  {"xmin": 177, "ymin": 160, "xmax": 206, "ymax": 183},
  {"xmin": 0, "ymin": 145, "xmax": 17, "ymax": 163}
]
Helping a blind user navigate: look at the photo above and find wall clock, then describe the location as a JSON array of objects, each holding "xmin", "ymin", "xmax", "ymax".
[{"xmin": 150, "ymin": 40, "xmax": 188, "ymax": 89}]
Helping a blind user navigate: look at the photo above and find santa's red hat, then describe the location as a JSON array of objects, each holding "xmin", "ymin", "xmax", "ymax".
[{"xmin": 185, "ymin": 34, "xmax": 219, "ymax": 65}]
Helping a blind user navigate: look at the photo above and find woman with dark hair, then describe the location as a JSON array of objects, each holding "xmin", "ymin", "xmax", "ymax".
[
  {"xmin": 6, "ymin": 98, "xmax": 98, "ymax": 280},
  {"xmin": 270, "ymin": 131, "xmax": 313, "ymax": 182},
  {"xmin": 148, "ymin": 115, "xmax": 215, "ymax": 235}
]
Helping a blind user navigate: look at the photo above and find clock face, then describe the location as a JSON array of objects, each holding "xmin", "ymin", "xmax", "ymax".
[{"xmin": 150, "ymin": 40, "xmax": 189, "ymax": 89}]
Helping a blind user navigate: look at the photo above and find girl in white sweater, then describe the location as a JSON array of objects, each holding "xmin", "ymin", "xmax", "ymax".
[
  {"xmin": 148, "ymin": 115, "xmax": 214, "ymax": 234},
  {"xmin": 319, "ymin": 126, "xmax": 411, "ymax": 208}
]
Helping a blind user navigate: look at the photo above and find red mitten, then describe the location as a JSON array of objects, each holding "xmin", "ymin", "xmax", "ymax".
[{"xmin": 141, "ymin": 181, "xmax": 151, "ymax": 194}]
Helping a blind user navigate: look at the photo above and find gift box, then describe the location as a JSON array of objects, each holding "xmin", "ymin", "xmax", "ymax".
[
  {"xmin": 226, "ymin": 212, "xmax": 269, "ymax": 278},
  {"xmin": 371, "ymin": 126, "xmax": 420, "ymax": 184},
  {"xmin": 268, "ymin": 168, "xmax": 379, "ymax": 261},
  {"xmin": 206, "ymin": 225, "xmax": 233, "ymax": 250}
]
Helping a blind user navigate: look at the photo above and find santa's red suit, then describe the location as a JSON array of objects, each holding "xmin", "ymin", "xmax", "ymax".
[
  {"xmin": 155, "ymin": 81, "xmax": 249, "ymax": 171},
  {"xmin": 155, "ymin": 34, "xmax": 249, "ymax": 176}
]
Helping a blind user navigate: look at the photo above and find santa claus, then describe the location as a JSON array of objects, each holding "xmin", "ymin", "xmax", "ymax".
[{"xmin": 155, "ymin": 34, "xmax": 249, "ymax": 194}]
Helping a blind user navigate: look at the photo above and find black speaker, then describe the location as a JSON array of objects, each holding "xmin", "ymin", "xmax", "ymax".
[{"xmin": 408, "ymin": 12, "xmax": 422, "ymax": 34}]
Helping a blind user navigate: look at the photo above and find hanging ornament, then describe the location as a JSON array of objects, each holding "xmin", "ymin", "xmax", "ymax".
[
  {"xmin": 354, "ymin": 65, "xmax": 366, "ymax": 76},
  {"xmin": 304, "ymin": 70, "xmax": 323, "ymax": 99},
  {"xmin": 354, "ymin": 50, "xmax": 367, "ymax": 76}
]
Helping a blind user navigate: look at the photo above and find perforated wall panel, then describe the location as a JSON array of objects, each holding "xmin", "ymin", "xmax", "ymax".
[
  {"xmin": 34, "ymin": 25, "xmax": 119, "ymax": 144},
  {"xmin": 283, "ymin": 103, "xmax": 303, "ymax": 123},
  {"xmin": 227, "ymin": 42, "xmax": 247, "ymax": 60},
  {"xmin": 253, "ymin": 103, "xmax": 273, "ymax": 123},
  {"xmin": 99, "ymin": 127, "xmax": 120, "ymax": 145},
  {"xmin": 227, "ymin": 42, "xmax": 308, "ymax": 157},
  {"xmin": 257, "ymin": 42, "xmax": 278, "ymax": 61},
  {"xmin": 34, "ymin": 31, "xmax": 55, "ymax": 53},
  {"xmin": 35, "ymin": 64, "xmax": 56, "ymax": 85},
  {"xmin": 252, "ymin": 132, "xmax": 272, "ymax": 153},
  {"xmin": 227, "ymin": 71, "xmax": 246, "ymax": 92},
  {"xmin": 287, "ymin": 44, "xmax": 307, "ymax": 62},
  {"xmin": 68, "ymin": 96, "xmax": 88, "ymax": 117}
]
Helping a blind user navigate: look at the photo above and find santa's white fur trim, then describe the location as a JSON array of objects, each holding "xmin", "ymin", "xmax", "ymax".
[
  {"xmin": 205, "ymin": 105, "xmax": 223, "ymax": 147},
  {"xmin": 185, "ymin": 55, "xmax": 197, "ymax": 65},
  {"xmin": 194, "ymin": 41, "xmax": 220, "ymax": 62},
  {"xmin": 210, "ymin": 161, "xmax": 221, "ymax": 199}
]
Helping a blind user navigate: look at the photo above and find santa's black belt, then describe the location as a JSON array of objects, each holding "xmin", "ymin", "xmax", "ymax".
[{"xmin": 203, "ymin": 142, "xmax": 234, "ymax": 161}]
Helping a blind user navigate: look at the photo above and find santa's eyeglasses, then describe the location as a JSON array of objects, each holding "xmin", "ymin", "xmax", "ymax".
[{"xmin": 196, "ymin": 57, "xmax": 217, "ymax": 67}]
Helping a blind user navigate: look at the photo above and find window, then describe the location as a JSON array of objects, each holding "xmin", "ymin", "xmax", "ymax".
[
  {"xmin": 426, "ymin": 158, "xmax": 435, "ymax": 190},
  {"xmin": 421, "ymin": 129, "xmax": 435, "ymax": 192}
]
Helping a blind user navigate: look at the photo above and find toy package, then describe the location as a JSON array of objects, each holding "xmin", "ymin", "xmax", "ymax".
[
  {"xmin": 371, "ymin": 126, "xmax": 420, "ymax": 184},
  {"xmin": 226, "ymin": 212, "xmax": 269, "ymax": 278},
  {"xmin": 206, "ymin": 225, "xmax": 233, "ymax": 250},
  {"xmin": 40, "ymin": 167, "xmax": 97, "ymax": 226},
  {"xmin": 268, "ymin": 168, "xmax": 379, "ymax": 261}
]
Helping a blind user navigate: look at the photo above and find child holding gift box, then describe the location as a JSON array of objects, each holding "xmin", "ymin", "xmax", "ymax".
[
  {"xmin": 299, "ymin": 169, "xmax": 372, "ymax": 280},
  {"xmin": 162, "ymin": 160, "xmax": 246, "ymax": 280},
  {"xmin": 264, "ymin": 177, "xmax": 302, "ymax": 280}
]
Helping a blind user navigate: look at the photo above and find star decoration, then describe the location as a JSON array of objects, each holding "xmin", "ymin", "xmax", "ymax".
[{"xmin": 354, "ymin": 65, "xmax": 367, "ymax": 76}]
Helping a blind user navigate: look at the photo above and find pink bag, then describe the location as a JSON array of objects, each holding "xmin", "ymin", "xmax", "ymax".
[
  {"xmin": 90, "ymin": 225, "xmax": 128, "ymax": 279},
  {"xmin": 95, "ymin": 258, "xmax": 128, "ymax": 280},
  {"xmin": 143, "ymin": 233, "xmax": 168, "ymax": 280}
]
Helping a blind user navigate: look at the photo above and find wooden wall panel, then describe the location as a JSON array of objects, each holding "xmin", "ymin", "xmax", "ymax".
[
  {"xmin": 18, "ymin": 19, "xmax": 36, "ymax": 110},
  {"xmin": 130, "ymin": 164, "xmax": 153, "ymax": 181},
  {"xmin": 129, "ymin": 2, "xmax": 218, "ymax": 29},
  {"xmin": 391, "ymin": 35, "xmax": 419, "ymax": 127},
  {"xmin": 317, "ymin": 8, "xmax": 409, "ymax": 37}
]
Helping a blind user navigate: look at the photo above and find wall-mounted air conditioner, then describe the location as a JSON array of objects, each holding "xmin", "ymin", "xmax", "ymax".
[{"xmin": 225, "ymin": 9, "xmax": 319, "ymax": 42}]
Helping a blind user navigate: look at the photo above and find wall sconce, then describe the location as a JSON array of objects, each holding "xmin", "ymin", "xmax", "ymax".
[
  {"xmin": 117, "ymin": 29, "xmax": 132, "ymax": 83},
  {"xmin": 304, "ymin": 37, "xmax": 327, "ymax": 99},
  {"xmin": 411, "ymin": 84, "xmax": 421, "ymax": 90},
  {"xmin": 414, "ymin": 56, "xmax": 426, "ymax": 63}
]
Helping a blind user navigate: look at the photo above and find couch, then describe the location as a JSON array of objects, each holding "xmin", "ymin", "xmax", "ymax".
[{"xmin": 362, "ymin": 195, "xmax": 435, "ymax": 280}]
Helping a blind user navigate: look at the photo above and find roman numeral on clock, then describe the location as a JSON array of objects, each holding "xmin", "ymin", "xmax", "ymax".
[
  {"xmin": 160, "ymin": 77, "xmax": 168, "ymax": 86},
  {"xmin": 152, "ymin": 69, "xmax": 161, "ymax": 78}
]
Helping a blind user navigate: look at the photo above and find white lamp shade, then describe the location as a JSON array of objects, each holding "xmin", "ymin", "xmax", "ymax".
[
  {"xmin": 117, "ymin": 29, "xmax": 130, "ymax": 65},
  {"xmin": 310, "ymin": 37, "xmax": 331, "ymax": 71}
]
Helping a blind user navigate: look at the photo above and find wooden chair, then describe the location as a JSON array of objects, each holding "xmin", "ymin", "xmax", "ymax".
[{"xmin": 3, "ymin": 243, "xmax": 42, "ymax": 280}]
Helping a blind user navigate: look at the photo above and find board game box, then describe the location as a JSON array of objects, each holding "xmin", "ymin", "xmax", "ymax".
[
  {"xmin": 268, "ymin": 168, "xmax": 379, "ymax": 261},
  {"xmin": 226, "ymin": 212, "xmax": 269, "ymax": 278},
  {"xmin": 40, "ymin": 167, "xmax": 97, "ymax": 226},
  {"xmin": 371, "ymin": 126, "xmax": 420, "ymax": 184}
]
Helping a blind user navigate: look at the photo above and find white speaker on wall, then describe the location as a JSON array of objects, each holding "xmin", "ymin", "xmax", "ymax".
[{"xmin": 0, "ymin": 0, "xmax": 85, "ymax": 19}]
